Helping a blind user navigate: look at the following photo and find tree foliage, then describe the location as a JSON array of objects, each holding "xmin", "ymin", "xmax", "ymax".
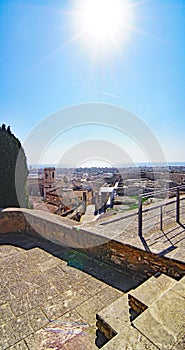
[{"xmin": 0, "ymin": 124, "xmax": 29, "ymax": 208}]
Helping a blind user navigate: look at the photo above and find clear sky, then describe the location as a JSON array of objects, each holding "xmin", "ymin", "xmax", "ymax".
[{"xmin": 0, "ymin": 0, "xmax": 185, "ymax": 166}]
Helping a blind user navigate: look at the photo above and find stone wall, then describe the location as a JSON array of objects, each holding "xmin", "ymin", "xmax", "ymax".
[
  {"xmin": 0, "ymin": 210, "xmax": 30, "ymax": 233},
  {"xmin": 84, "ymin": 240, "xmax": 185, "ymax": 279},
  {"xmin": 0, "ymin": 209, "xmax": 184, "ymax": 279},
  {"xmin": 0, "ymin": 208, "xmax": 108, "ymax": 249}
]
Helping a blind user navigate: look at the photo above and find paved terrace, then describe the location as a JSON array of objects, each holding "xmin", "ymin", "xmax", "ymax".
[
  {"xmin": 0, "ymin": 231, "xmax": 147, "ymax": 349},
  {"xmin": 0, "ymin": 198, "xmax": 185, "ymax": 349}
]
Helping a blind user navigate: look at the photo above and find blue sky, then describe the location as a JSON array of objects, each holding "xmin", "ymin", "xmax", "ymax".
[{"xmin": 0, "ymin": 0, "xmax": 185, "ymax": 166}]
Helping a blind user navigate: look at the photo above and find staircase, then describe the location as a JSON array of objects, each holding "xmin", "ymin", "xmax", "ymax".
[{"xmin": 96, "ymin": 274, "xmax": 185, "ymax": 349}]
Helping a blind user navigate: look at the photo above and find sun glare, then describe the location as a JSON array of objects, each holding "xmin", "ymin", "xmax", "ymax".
[
  {"xmin": 70, "ymin": 0, "xmax": 134, "ymax": 55},
  {"xmin": 80, "ymin": 0, "xmax": 123, "ymax": 40}
]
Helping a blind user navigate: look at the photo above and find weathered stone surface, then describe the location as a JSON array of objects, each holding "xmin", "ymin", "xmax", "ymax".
[
  {"xmin": 101, "ymin": 329, "xmax": 158, "ymax": 350},
  {"xmin": 8, "ymin": 340, "xmax": 28, "ymax": 350},
  {"xmin": 97, "ymin": 295, "xmax": 158, "ymax": 349},
  {"xmin": 132, "ymin": 283, "xmax": 185, "ymax": 349},
  {"xmin": 169, "ymin": 332, "xmax": 185, "ymax": 350},
  {"xmin": 60, "ymin": 263, "xmax": 90, "ymax": 283},
  {"xmin": 85, "ymin": 239, "xmax": 185, "ymax": 279},
  {"xmin": 25, "ymin": 317, "xmax": 90, "ymax": 350},
  {"xmin": 10, "ymin": 283, "xmax": 59, "ymax": 316},
  {"xmin": 98, "ymin": 273, "xmax": 185, "ymax": 350},
  {"xmin": 170, "ymin": 279, "xmax": 185, "ymax": 298},
  {"xmin": 3, "ymin": 281, "xmax": 35, "ymax": 300},
  {"xmin": 0, "ymin": 303, "xmax": 14, "ymax": 325},
  {"xmin": 0, "ymin": 283, "xmax": 15, "ymax": 305},
  {"xmin": 62, "ymin": 327, "xmax": 97, "ymax": 350},
  {"xmin": 43, "ymin": 286, "xmax": 89, "ymax": 321},
  {"xmin": 26, "ymin": 248, "xmax": 52, "ymax": 264},
  {"xmin": 25, "ymin": 306, "xmax": 49, "ymax": 332},
  {"xmin": 0, "ymin": 211, "xmax": 26, "ymax": 234},
  {"xmin": 82, "ymin": 276, "xmax": 108, "ymax": 296},
  {"xmin": 97, "ymin": 294, "xmax": 130, "ymax": 332},
  {"xmin": 0, "ymin": 245, "xmax": 20, "ymax": 259},
  {"xmin": 133, "ymin": 309, "xmax": 175, "ymax": 349},
  {"xmin": 76, "ymin": 287, "xmax": 122, "ymax": 324},
  {"xmin": 150, "ymin": 290, "xmax": 185, "ymax": 337},
  {"xmin": 42, "ymin": 265, "xmax": 74, "ymax": 293},
  {"xmin": 0, "ymin": 314, "xmax": 33, "ymax": 349},
  {"xmin": 129, "ymin": 273, "xmax": 175, "ymax": 307},
  {"xmin": 36, "ymin": 256, "xmax": 61, "ymax": 272}
]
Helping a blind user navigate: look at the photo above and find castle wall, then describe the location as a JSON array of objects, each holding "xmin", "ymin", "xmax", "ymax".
[{"xmin": 0, "ymin": 209, "xmax": 184, "ymax": 279}]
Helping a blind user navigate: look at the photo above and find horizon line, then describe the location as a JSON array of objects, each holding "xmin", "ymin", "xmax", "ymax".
[{"xmin": 28, "ymin": 161, "xmax": 185, "ymax": 169}]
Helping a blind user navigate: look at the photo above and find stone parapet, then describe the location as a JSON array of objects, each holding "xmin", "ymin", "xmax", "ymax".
[
  {"xmin": 0, "ymin": 208, "xmax": 108, "ymax": 249},
  {"xmin": 0, "ymin": 210, "xmax": 29, "ymax": 233},
  {"xmin": 0, "ymin": 208, "xmax": 184, "ymax": 279}
]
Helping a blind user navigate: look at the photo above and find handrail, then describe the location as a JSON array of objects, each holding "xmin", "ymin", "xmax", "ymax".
[
  {"xmin": 101, "ymin": 186, "xmax": 185, "ymax": 236},
  {"xmin": 142, "ymin": 199, "xmax": 176, "ymax": 214},
  {"xmin": 100, "ymin": 209, "xmax": 137, "ymax": 225},
  {"xmin": 139, "ymin": 184, "xmax": 185, "ymax": 199},
  {"xmin": 138, "ymin": 185, "xmax": 185, "ymax": 237}
]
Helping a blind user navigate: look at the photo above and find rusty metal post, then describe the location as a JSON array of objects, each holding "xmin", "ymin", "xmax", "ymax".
[
  {"xmin": 176, "ymin": 187, "xmax": 180, "ymax": 224},
  {"xmin": 138, "ymin": 195, "xmax": 143, "ymax": 238}
]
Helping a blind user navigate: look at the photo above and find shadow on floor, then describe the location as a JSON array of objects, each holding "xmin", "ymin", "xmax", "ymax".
[
  {"xmin": 141, "ymin": 222, "xmax": 185, "ymax": 255},
  {"xmin": 140, "ymin": 237, "xmax": 151, "ymax": 252},
  {"xmin": 0, "ymin": 231, "xmax": 148, "ymax": 293}
]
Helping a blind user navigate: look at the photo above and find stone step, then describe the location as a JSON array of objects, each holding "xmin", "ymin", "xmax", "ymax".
[
  {"xmin": 101, "ymin": 327, "xmax": 158, "ymax": 350},
  {"xmin": 133, "ymin": 287, "xmax": 185, "ymax": 349},
  {"xmin": 96, "ymin": 275, "xmax": 185, "ymax": 349},
  {"xmin": 96, "ymin": 294, "xmax": 157, "ymax": 349},
  {"xmin": 169, "ymin": 276, "xmax": 185, "ymax": 298},
  {"xmin": 96, "ymin": 294, "xmax": 129, "ymax": 335},
  {"xmin": 128, "ymin": 273, "xmax": 175, "ymax": 315},
  {"xmin": 96, "ymin": 274, "xmax": 175, "ymax": 328}
]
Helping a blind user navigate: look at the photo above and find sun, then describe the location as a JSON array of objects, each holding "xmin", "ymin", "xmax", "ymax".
[
  {"xmin": 79, "ymin": 0, "xmax": 124, "ymax": 41},
  {"xmin": 70, "ymin": 0, "xmax": 134, "ymax": 55}
]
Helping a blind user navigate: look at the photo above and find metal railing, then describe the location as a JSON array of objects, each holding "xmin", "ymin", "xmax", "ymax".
[{"xmin": 138, "ymin": 185, "xmax": 185, "ymax": 238}]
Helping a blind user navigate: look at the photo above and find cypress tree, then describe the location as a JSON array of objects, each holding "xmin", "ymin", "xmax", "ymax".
[{"xmin": 0, "ymin": 124, "xmax": 29, "ymax": 208}]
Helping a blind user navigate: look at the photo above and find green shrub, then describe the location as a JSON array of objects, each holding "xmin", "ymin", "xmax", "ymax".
[{"xmin": 0, "ymin": 125, "xmax": 29, "ymax": 208}]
